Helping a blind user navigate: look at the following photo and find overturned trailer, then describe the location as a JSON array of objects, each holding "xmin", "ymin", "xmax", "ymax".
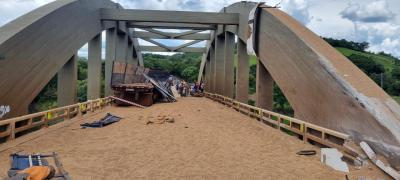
[{"xmin": 111, "ymin": 62, "xmax": 175, "ymax": 107}]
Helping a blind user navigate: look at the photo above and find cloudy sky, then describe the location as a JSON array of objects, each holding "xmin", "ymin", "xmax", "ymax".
[{"xmin": 1, "ymin": 0, "xmax": 400, "ymax": 57}]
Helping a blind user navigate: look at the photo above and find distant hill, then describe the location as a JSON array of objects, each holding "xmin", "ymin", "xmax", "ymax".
[{"xmin": 335, "ymin": 47, "xmax": 400, "ymax": 104}]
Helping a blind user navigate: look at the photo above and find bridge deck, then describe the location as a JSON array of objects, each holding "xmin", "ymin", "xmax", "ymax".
[{"xmin": 0, "ymin": 97, "xmax": 387, "ymax": 179}]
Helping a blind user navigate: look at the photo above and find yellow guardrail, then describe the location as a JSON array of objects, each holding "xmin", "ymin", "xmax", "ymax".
[
  {"xmin": 0, "ymin": 97, "xmax": 113, "ymax": 142},
  {"xmin": 204, "ymin": 92, "xmax": 350, "ymax": 152}
]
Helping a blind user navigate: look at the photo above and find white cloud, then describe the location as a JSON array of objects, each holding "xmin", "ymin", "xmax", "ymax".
[
  {"xmin": 281, "ymin": 0, "xmax": 312, "ymax": 25},
  {"xmin": 0, "ymin": 0, "xmax": 54, "ymax": 26},
  {"xmin": 340, "ymin": 0, "xmax": 395, "ymax": 23},
  {"xmin": 369, "ymin": 38, "xmax": 400, "ymax": 56},
  {"xmin": 338, "ymin": 0, "xmax": 400, "ymax": 56}
]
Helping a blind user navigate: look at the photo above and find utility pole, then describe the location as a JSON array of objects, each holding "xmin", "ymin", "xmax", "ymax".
[{"xmin": 380, "ymin": 73, "xmax": 384, "ymax": 88}]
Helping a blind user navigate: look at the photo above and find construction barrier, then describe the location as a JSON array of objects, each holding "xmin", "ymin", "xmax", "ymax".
[
  {"xmin": 204, "ymin": 92, "xmax": 350, "ymax": 152},
  {"xmin": 0, "ymin": 97, "xmax": 113, "ymax": 143}
]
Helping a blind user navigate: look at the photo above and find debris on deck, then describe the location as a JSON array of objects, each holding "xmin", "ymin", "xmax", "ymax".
[
  {"xmin": 321, "ymin": 148, "xmax": 349, "ymax": 173},
  {"xmin": 80, "ymin": 113, "xmax": 122, "ymax": 128},
  {"xmin": 111, "ymin": 62, "xmax": 176, "ymax": 107},
  {"xmin": 296, "ymin": 150, "xmax": 316, "ymax": 156},
  {"xmin": 6, "ymin": 152, "xmax": 70, "ymax": 180},
  {"xmin": 145, "ymin": 114, "xmax": 175, "ymax": 125},
  {"xmin": 110, "ymin": 96, "xmax": 145, "ymax": 108},
  {"xmin": 143, "ymin": 74, "xmax": 176, "ymax": 103},
  {"xmin": 360, "ymin": 141, "xmax": 400, "ymax": 180}
]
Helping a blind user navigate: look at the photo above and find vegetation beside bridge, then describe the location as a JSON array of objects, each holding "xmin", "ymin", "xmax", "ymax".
[{"xmin": 30, "ymin": 38, "xmax": 400, "ymax": 117}]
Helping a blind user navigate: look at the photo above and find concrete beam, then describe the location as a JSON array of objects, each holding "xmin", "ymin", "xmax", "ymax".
[
  {"xmin": 215, "ymin": 34, "xmax": 225, "ymax": 95},
  {"xmin": 132, "ymin": 31, "xmax": 211, "ymax": 40},
  {"xmin": 130, "ymin": 31, "xmax": 144, "ymax": 66},
  {"xmin": 235, "ymin": 39, "xmax": 249, "ymax": 103},
  {"xmin": 100, "ymin": 9, "xmax": 239, "ymax": 25},
  {"xmin": 87, "ymin": 34, "xmax": 102, "ymax": 100},
  {"xmin": 255, "ymin": 59, "xmax": 274, "ymax": 110},
  {"xmin": 128, "ymin": 22, "xmax": 216, "ymax": 30},
  {"xmin": 140, "ymin": 46, "xmax": 205, "ymax": 53},
  {"xmin": 57, "ymin": 54, "xmax": 77, "ymax": 107},
  {"xmin": 224, "ymin": 31, "xmax": 235, "ymax": 98},
  {"xmin": 105, "ymin": 28, "xmax": 117, "ymax": 96},
  {"xmin": 172, "ymin": 40, "xmax": 203, "ymax": 51}
]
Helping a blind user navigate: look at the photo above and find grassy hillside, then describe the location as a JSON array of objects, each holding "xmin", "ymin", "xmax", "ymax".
[
  {"xmin": 335, "ymin": 47, "xmax": 400, "ymax": 104},
  {"xmin": 336, "ymin": 47, "xmax": 398, "ymax": 72}
]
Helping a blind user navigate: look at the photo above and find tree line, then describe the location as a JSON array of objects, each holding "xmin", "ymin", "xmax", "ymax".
[{"xmin": 29, "ymin": 37, "xmax": 400, "ymax": 116}]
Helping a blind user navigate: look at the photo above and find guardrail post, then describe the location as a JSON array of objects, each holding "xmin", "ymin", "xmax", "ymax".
[
  {"xmin": 9, "ymin": 122, "xmax": 15, "ymax": 140},
  {"xmin": 90, "ymin": 100, "xmax": 94, "ymax": 112},
  {"xmin": 44, "ymin": 112, "xmax": 51, "ymax": 127},
  {"xmin": 66, "ymin": 108, "xmax": 70, "ymax": 120},
  {"xmin": 303, "ymin": 125, "xmax": 308, "ymax": 142},
  {"xmin": 78, "ymin": 104, "xmax": 83, "ymax": 117}
]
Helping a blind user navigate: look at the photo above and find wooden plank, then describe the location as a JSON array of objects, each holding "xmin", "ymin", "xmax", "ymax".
[
  {"xmin": 110, "ymin": 96, "xmax": 145, "ymax": 108},
  {"xmin": 112, "ymin": 61, "xmax": 127, "ymax": 74},
  {"xmin": 101, "ymin": 9, "xmax": 239, "ymax": 25},
  {"xmin": 15, "ymin": 121, "xmax": 44, "ymax": 133},
  {"xmin": 0, "ymin": 130, "xmax": 11, "ymax": 138}
]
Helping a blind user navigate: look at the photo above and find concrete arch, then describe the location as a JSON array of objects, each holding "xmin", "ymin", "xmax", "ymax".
[
  {"xmin": 214, "ymin": 2, "xmax": 400, "ymax": 165},
  {"xmin": 0, "ymin": 0, "xmax": 120, "ymax": 119}
]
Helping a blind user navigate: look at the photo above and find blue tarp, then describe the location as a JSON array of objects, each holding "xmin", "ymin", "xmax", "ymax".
[{"xmin": 80, "ymin": 113, "xmax": 122, "ymax": 128}]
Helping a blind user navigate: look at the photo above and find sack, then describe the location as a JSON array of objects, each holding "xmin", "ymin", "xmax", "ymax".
[{"xmin": 18, "ymin": 166, "xmax": 54, "ymax": 180}]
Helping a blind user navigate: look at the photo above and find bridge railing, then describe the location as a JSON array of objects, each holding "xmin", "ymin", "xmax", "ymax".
[
  {"xmin": 0, "ymin": 97, "xmax": 113, "ymax": 143},
  {"xmin": 205, "ymin": 92, "xmax": 350, "ymax": 152}
]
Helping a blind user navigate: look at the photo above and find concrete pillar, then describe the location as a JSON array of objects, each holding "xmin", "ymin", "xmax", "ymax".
[
  {"xmin": 224, "ymin": 32, "xmax": 235, "ymax": 98},
  {"xmin": 105, "ymin": 28, "xmax": 117, "ymax": 96},
  {"xmin": 133, "ymin": 56, "xmax": 139, "ymax": 68},
  {"xmin": 204, "ymin": 58, "xmax": 210, "ymax": 92},
  {"xmin": 236, "ymin": 39, "xmax": 249, "ymax": 103},
  {"xmin": 57, "ymin": 54, "xmax": 77, "ymax": 107},
  {"xmin": 127, "ymin": 42, "xmax": 134, "ymax": 64},
  {"xmin": 256, "ymin": 59, "xmax": 274, "ymax": 110},
  {"xmin": 87, "ymin": 34, "xmax": 102, "ymax": 100},
  {"xmin": 115, "ymin": 32, "xmax": 128, "ymax": 62},
  {"xmin": 209, "ymin": 45, "xmax": 216, "ymax": 93},
  {"xmin": 215, "ymin": 34, "xmax": 225, "ymax": 95}
]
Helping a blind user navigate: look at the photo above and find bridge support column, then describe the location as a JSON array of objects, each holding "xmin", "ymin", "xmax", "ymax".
[
  {"xmin": 127, "ymin": 42, "xmax": 135, "ymax": 65},
  {"xmin": 256, "ymin": 59, "xmax": 273, "ymax": 110},
  {"xmin": 105, "ymin": 28, "xmax": 117, "ymax": 96},
  {"xmin": 116, "ymin": 32, "xmax": 128, "ymax": 62},
  {"xmin": 224, "ymin": 31, "xmax": 235, "ymax": 98},
  {"xmin": 215, "ymin": 34, "xmax": 225, "ymax": 95},
  {"xmin": 205, "ymin": 58, "xmax": 211, "ymax": 92},
  {"xmin": 57, "ymin": 54, "xmax": 77, "ymax": 107},
  {"xmin": 88, "ymin": 34, "xmax": 102, "ymax": 100},
  {"xmin": 133, "ymin": 56, "xmax": 139, "ymax": 68},
  {"xmin": 236, "ymin": 39, "xmax": 249, "ymax": 103},
  {"xmin": 209, "ymin": 45, "xmax": 216, "ymax": 93}
]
